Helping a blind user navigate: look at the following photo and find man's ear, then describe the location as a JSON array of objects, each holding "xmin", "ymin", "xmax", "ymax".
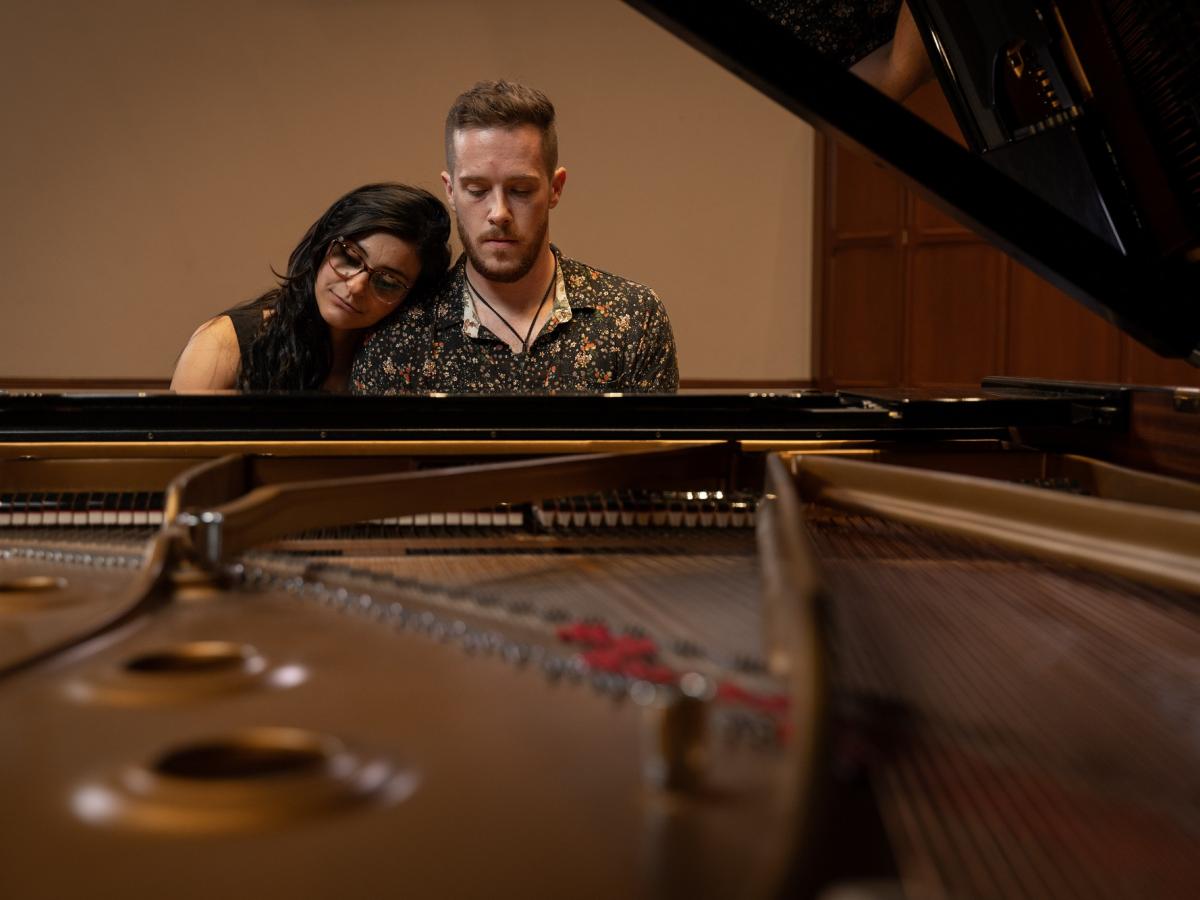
[
  {"xmin": 548, "ymin": 167, "xmax": 567, "ymax": 209},
  {"xmin": 440, "ymin": 170, "xmax": 455, "ymax": 212}
]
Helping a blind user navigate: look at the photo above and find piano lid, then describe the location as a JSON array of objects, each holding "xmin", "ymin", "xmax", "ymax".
[{"xmin": 623, "ymin": 0, "xmax": 1200, "ymax": 365}]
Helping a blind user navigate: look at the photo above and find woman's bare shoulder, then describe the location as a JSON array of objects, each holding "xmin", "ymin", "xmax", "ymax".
[{"xmin": 170, "ymin": 315, "xmax": 242, "ymax": 391}]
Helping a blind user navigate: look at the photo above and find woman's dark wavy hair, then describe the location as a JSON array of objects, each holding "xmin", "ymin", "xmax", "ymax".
[{"xmin": 237, "ymin": 183, "xmax": 451, "ymax": 391}]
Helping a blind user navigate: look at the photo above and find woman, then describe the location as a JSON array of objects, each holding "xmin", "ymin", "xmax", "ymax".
[{"xmin": 171, "ymin": 183, "xmax": 450, "ymax": 391}]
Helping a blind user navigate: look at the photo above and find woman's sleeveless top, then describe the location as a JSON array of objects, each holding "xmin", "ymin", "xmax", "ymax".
[{"xmin": 225, "ymin": 306, "xmax": 264, "ymax": 371}]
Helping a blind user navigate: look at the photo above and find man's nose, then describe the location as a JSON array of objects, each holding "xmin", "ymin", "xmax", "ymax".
[{"xmin": 487, "ymin": 191, "xmax": 512, "ymax": 227}]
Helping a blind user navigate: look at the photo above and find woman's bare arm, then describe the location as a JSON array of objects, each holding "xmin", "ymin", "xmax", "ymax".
[{"xmin": 170, "ymin": 316, "xmax": 241, "ymax": 391}]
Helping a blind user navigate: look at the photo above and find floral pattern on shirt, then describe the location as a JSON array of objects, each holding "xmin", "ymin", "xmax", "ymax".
[
  {"xmin": 741, "ymin": 0, "xmax": 900, "ymax": 67},
  {"xmin": 351, "ymin": 247, "xmax": 679, "ymax": 394}
]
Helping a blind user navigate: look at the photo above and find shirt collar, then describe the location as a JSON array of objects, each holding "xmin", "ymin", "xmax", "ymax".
[{"xmin": 459, "ymin": 245, "xmax": 578, "ymax": 341}]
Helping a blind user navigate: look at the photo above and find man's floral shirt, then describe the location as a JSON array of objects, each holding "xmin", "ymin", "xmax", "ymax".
[{"xmin": 351, "ymin": 247, "xmax": 678, "ymax": 394}]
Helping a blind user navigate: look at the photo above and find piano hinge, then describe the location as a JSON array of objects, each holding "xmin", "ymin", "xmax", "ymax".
[
  {"xmin": 1068, "ymin": 401, "xmax": 1126, "ymax": 429},
  {"xmin": 1173, "ymin": 388, "xmax": 1200, "ymax": 414}
]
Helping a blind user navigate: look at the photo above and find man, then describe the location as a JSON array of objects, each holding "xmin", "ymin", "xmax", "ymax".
[{"xmin": 352, "ymin": 81, "xmax": 678, "ymax": 394}]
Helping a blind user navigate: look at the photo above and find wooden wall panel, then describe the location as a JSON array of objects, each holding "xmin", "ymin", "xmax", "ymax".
[
  {"xmin": 821, "ymin": 119, "xmax": 907, "ymax": 387},
  {"xmin": 816, "ymin": 79, "xmax": 1200, "ymax": 392},
  {"xmin": 1006, "ymin": 263, "xmax": 1122, "ymax": 381},
  {"xmin": 824, "ymin": 248, "xmax": 905, "ymax": 385},
  {"xmin": 907, "ymin": 244, "xmax": 1005, "ymax": 387},
  {"xmin": 831, "ymin": 150, "xmax": 904, "ymax": 235},
  {"xmin": 911, "ymin": 196, "xmax": 969, "ymax": 235},
  {"xmin": 1122, "ymin": 340, "xmax": 1200, "ymax": 386}
]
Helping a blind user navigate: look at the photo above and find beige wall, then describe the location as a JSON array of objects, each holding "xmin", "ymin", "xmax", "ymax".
[{"xmin": 0, "ymin": 0, "xmax": 814, "ymax": 382}]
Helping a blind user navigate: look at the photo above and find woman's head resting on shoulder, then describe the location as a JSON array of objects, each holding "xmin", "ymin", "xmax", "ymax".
[
  {"xmin": 241, "ymin": 183, "xmax": 451, "ymax": 390},
  {"xmin": 296, "ymin": 183, "xmax": 452, "ymax": 331}
]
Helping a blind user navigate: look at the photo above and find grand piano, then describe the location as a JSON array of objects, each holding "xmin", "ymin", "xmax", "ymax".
[{"xmin": 1, "ymin": 2, "xmax": 1197, "ymax": 898}]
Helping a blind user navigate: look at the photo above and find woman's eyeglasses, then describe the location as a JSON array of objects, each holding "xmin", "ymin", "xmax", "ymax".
[{"xmin": 325, "ymin": 237, "xmax": 411, "ymax": 305}]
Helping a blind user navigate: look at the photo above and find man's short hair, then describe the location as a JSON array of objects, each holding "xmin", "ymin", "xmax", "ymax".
[{"xmin": 444, "ymin": 80, "xmax": 558, "ymax": 177}]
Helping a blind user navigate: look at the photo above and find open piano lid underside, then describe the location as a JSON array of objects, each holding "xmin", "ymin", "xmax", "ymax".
[{"xmin": 622, "ymin": 0, "xmax": 1200, "ymax": 365}]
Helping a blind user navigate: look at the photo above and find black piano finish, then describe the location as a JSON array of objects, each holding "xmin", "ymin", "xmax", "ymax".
[
  {"xmin": 622, "ymin": 0, "xmax": 1200, "ymax": 364},
  {"xmin": 0, "ymin": 388, "xmax": 1126, "ymax": 443}
]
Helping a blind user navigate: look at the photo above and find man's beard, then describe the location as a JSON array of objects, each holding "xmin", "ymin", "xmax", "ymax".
[{"xmin": 458, "ymin": 215, "xmax": 548, "ymax": 284}]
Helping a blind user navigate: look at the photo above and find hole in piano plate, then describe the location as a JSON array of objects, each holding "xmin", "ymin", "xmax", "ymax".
[
  {"xmin": 0, "ymin": 575, "xmax": 67, "ymax": 593},
  {"xmin": 64, "ymin": 642, "xmax": 296, "ymax": 706},
  {"xmin": 73, "ymin": 727, "xmax": 413, "ymax": 833},
  {"xmin": 152, "ymin": 729, "xmax": 329, "ymax": 781},
  {"xmin": 123, "ymin": 640, "xmax": 256, "ymax": 675},
  {"xmin": 0, "ymin": 575, "xmax": 76, "ymax": 611}
]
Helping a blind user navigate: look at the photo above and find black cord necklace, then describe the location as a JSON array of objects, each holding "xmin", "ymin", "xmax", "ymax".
[{"xmin": 465, "ymin": 256, "xmax": 558, "ymax": 355}]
